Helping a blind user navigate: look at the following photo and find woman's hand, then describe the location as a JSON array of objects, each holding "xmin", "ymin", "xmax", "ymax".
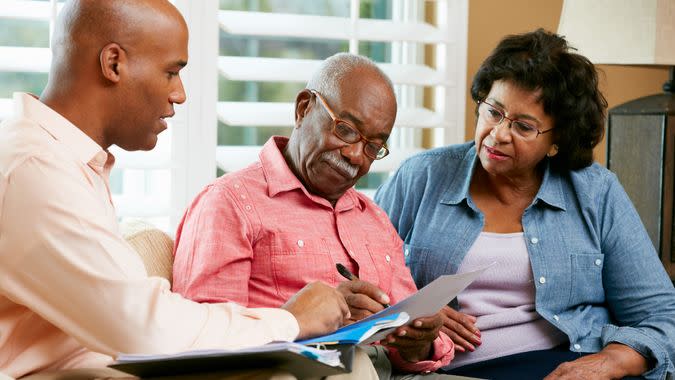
[
  {"xmin": 439, "ymin": 306, "xmax": 481, "ymax": 352},
  {"xmin": 544, "ymin": 343, "xmax": 649, "ymax": 380}
]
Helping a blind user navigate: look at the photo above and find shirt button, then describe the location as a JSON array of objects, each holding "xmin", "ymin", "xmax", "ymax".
[
  {"xmin": 234, "ymin": 183, "xmax": 240, "ymax": 189},
  {"xmin": 297, "ymin": 240, "xmax": 304, "ymax": 248},
  {"xmin": 530, "ymin": 237, "xmax": 539, "ymax": 244},
  {"xmin": 553, "ymin": 315, "xmax": 560, "ymax": 321},
  {"xmin": 404, "ymin": 248, "xmax": 410, "ymax": 257},
  {"xmin": 385, "ymin": 255, "xmax": 391, "ymax": 263},
  {"xmin": 595, "ymin": 259, "xmax": 602, "ymax": 266},
  {"xmin": 539, "ymin": 276, "xmax": 546, "ymax": 284},
  {"xmin": 573, "ymin": 344, "xmax": 581, "ymax": 350},
  {"xmin": 245, "ymin": 205, "xmax": 252, "ymax": 211},
  {"xmin": 240, "ymin": 194, "xmax": 246, "ymax": 200}
]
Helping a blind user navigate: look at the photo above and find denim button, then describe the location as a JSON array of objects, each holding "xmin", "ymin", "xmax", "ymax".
[
  {"xmin": 595, "ymin": 259, "xmax": 602, "ymax": 266},
  {"xmin": 404, "ymin": 248, "xmax": 410, "ymax": 256},
  {"xmin": 553, "ymin": 315, "xmax": 560, "ymax": 321},
  {"xmin": 539, "ymin": 276, "xmax": 546, "ymax": 284},
  {"xmin": 530, "ymin": 237, "xmax": 539, "ymax": 244},
  {"xmin": 573, "ymin": 344, "xmax": 581, "ymax": 350}
]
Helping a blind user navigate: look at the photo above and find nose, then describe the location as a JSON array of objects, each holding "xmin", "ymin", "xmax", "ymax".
[
  {"xmin": 170, "ymin": 77, "xmax": 187, "ymax": 105},
  {"xmin": 339, "ymin": 140, "xmax": 366, "ymax": 166},
  {"xmin": 491, "ymin": 119, "xmax": 513, "ymax": 142}
]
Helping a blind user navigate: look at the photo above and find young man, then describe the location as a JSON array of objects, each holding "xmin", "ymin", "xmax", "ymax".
[{"xmin": 0, "ymin": 1, "xmax": 363, "ymax": 378}]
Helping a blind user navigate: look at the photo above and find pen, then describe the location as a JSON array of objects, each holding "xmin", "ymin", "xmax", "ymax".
[{"xmin": 336, "ymin": 263, "xmax": 390, "ymax": 308}]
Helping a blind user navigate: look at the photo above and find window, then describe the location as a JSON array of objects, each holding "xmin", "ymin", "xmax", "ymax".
[
  {"xmin": 1, "ymin": 0, "xmax": 467, "ymax": 232},
  {"xmin": 206, "ymin": 0, "xmax": 468, "ymax": 198}
]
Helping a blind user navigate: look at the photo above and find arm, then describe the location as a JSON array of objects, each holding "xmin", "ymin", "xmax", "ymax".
[
  {"xmin": 0, "ymin": 157, "xmax": 299, "ymax": 355},
  {"xmin": 549, "ymin": 172, "xmax": 675, "ymax": 379},
  {"xmin": 172, "ymin": 181, "xmax": 255, "ymax": 305}
]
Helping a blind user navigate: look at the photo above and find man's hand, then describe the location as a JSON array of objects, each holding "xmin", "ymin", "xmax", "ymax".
[
  {"xmin": 439, "ymin": 306, "xmax": 481, "ymax": 352},
  {"xmin": 336, "ymin": 279, "xmax": 390, "ymax": 323},
  {"xmin": 382, "ymin": 313, "xmax": 443, "ymax": 362},
  {"xmin": 544, "ymin": 343, "xmax": 649, "ymax": 380},
  {"xmin": 281, "ymin": 281, "xmax": 350, "ymax": 339}
]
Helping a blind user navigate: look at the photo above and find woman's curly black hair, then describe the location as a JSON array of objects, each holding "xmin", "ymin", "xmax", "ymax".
[{"xmin": 471, "ymin": 28, "xmax": 607, "ymax": 172}]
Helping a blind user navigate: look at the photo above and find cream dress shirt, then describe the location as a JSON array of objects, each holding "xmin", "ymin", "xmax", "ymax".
[{"xmin": 0, "ymin": 93, "xmax": 299, "ymax": 378}]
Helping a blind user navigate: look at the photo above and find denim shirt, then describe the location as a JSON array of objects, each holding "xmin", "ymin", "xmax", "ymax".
[{"xmin": 375, "ymin": 142, "xmax": 675, "ymax": 380}]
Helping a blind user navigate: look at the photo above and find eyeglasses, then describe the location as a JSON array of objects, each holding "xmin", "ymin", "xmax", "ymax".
[
  {"xmin": 310, "ymin": 89, "xmax": 389, "ymax": 160},
  {"xmin": 477, "ymin": 100, "xmax": 554, "ymax": 141}
]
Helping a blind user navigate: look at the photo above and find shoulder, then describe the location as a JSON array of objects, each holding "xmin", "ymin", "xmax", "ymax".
[
  {"xmin": 0, "ymin": 117, "xmax": 58, "ymax": 177},
  {"xmin": 567, "ymin": 163, "xmax": 620, "ymax": 195},
  {"xmin": 391, "ymin": 142, "xmax": 473, "ymax": 188}
]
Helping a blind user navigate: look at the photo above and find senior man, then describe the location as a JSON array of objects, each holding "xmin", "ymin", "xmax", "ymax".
[{"xmin": 172, "ymin": 53, "xmax": 456, "ymax": 379}]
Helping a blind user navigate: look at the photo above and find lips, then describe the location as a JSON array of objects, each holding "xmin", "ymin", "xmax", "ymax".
[{"xmin": 483, "ymin": 145, "xmax": 510, "ymax": 161}]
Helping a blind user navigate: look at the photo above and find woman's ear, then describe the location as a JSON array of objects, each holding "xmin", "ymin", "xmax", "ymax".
[
  {"xmin": 547, "ymin": 143, "xmax": 559, "ymax": 158},
  {"xmin": 99, "ymin": 43, "xmax": 125, "ymax": 83},
  {"xmin": 294, "ymin": 89, "xmax": 313, "ymax": 129}
]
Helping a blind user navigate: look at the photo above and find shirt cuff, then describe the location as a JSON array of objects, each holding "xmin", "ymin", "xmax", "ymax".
[{"xmin": 386, "ymin": 332, "xmax": 455, "ymax": 373}]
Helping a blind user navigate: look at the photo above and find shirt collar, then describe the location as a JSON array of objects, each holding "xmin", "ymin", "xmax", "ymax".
[
  {"xmin": 440, "ymin": 145, "xmax": 477, "ymax": 205},
  {"xmin": 260, "ymin": 136, "xmax": 366, "ymax": 211},
  {"xmin": 14, "ymin": 92, "xmax": 110, "ymax": 169},
  {"xmin": 439, "ymin": 142, "xmax": 566, "ymax": 211}
]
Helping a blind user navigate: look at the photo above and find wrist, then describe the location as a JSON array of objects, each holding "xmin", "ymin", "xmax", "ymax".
[{"xmin": 600, "ymin": 343, "xmax": 649, "ymax": 378}]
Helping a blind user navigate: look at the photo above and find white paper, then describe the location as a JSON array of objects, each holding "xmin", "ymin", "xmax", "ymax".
[{"xmin": 361, "ymin": 262, "xmax": 495, "ymax": 344}]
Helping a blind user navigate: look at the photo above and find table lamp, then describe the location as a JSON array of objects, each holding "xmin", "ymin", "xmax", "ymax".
[{"xmin": 558, "ymin": 0, "xmax": 675, "ymax": 280}]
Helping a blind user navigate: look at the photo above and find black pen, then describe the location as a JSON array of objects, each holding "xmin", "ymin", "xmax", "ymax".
[{"xmin": 336, "ymin": 263, "xmax": 390, "ymax": 308}]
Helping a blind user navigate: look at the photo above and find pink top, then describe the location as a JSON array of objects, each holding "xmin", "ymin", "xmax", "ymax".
[
  {"xmin": 445, "ymin": 232, "xmax": 567, "ymax": 369},
  {"xmin": 0, "ymin": 94, "xmax": 299, "ymax": 378},
  {"xmin": 172, "ymin": 136, "xmax": 454, "ymax": 373}
]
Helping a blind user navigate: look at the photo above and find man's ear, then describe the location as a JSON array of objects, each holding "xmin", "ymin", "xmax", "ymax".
[
  {"xmin": 294, "ymin": 89, "xmax": 313, "ymax": 129},
  {"xmin": 100, "ymin": 43, "xmax": 125, "ymax": 84}
]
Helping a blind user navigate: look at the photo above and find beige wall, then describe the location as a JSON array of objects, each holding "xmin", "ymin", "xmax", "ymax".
[{"xmin": 465, "ymin": 0, "xmax": 670, "ymax": 165}]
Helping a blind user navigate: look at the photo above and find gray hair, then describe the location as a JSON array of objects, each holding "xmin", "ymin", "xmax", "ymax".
[{"xmin": 306, "ymin": 52, "xmax": 394, "ymax": 98}]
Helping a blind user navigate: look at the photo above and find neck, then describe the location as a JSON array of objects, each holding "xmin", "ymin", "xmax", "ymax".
[
  {"xmin": 473, "ymin": 165, "xmax": 543, "ymax": 205},
  {"xmin": 40, "ymin": 84, "xmax": 109, "ymax": 149}
]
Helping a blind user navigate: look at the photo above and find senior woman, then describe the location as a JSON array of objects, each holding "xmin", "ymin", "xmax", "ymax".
[{"xmin": 375, "ymin": 29, "xmax": 675, "ymax": 380}]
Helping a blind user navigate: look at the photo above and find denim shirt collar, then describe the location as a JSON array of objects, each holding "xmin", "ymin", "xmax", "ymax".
[{"xmin": 439, "ymin": 143, "xmax": 566, "ymax": 211}]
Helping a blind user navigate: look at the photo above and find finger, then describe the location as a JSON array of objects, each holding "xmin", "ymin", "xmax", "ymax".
[
  {"xmin": 442, "ymin": 306, "xmax": 479, "ymax": 335},
  {"xmin": 441, "ymin": 326, "xmax": 475, "ymax": 352},
  {"xmin": 345, "ymin": 292, "xmax": 386, "ymax": 314},
  {"xmin": 409, "ymin": 316, "xmax": 442, "ymax": 330},
  {"xmin": 393, "ymin": 325, "xmax": 439, "ymax": 342},
  {"xmin": 442, "ymin": 316, "xmax": 481, "ymax": 345},
  {"xmin": 348, "ymin": 306, "xmax": 376, "ymax": 321},
  {"xmin": 347, "ymin": 280, "xmax": 390, "ymax": 306},
  {"xmin": 336, "ymin": 290, "xmax": 351, "ymax": 320}
]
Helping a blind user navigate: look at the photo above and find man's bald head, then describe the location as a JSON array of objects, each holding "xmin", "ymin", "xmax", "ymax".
[
  {"xmin": 50, "ymin": 0, "xmax": 186, "ymax": 81},
  {"xmin": 306, "ymin": 53, "xmax": 395, "ymax": 104}
]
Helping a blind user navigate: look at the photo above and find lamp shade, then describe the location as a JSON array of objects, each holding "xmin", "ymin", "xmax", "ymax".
[{"xmin": 557, "ymin": 0, "xmax": 675, "ymax": 65}]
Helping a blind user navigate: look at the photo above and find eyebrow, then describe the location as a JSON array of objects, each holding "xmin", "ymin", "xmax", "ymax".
[{"xmin": 487, "ymin": 98, "xmax": 542, "ymax": 124}]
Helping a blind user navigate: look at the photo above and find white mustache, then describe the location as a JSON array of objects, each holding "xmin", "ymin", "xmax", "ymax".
[{"xmin": 320, "ymin": 152, "xmax": 359, "ymax": 179}]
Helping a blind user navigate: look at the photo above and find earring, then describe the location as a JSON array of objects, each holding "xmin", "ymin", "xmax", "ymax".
[{"xmin": 547, "ymin": 144, "xmax": 559, "ymax": 157}]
